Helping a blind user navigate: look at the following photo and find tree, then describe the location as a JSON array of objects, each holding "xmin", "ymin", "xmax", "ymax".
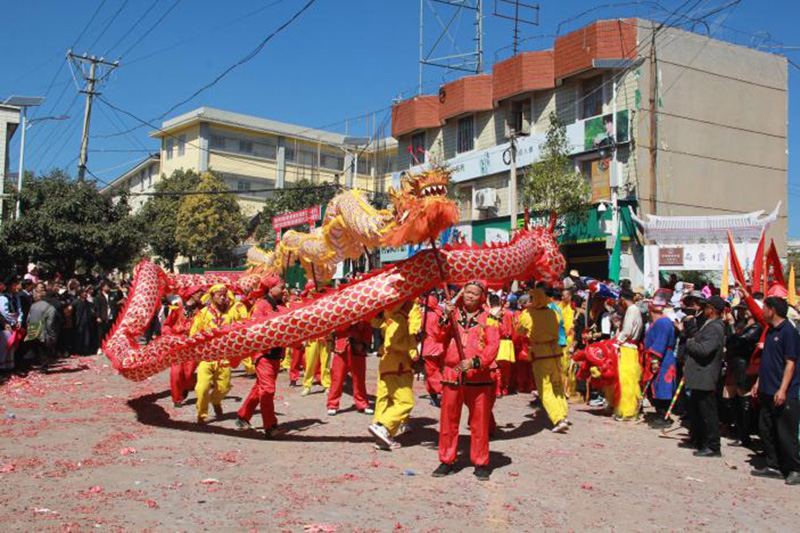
[
  {"xmin": 254, "ymin": 179, "xmax": 338, "ymax": 249},
  {"xmin": 0, "ymin": 169, "xmax": 145, "ymax": 276},
  {"xmin": 522, "ymin": 111, "xmax": 591, "ymax": 219},
  {"xmin": 175, "ymin": 172, "xmax": 246, "ymax": 267},
  {"xmin": 138, "ymin": 169, "xmax": 202, "ymax": 270}
]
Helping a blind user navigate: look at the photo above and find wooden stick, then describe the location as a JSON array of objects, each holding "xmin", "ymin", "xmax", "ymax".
[
  {"xmin": 429, "ymin": 240, "xmax": 469, "ymax": 367},
  {"xmin": 310, "ymin": 263, "xmax": 319, "ymax": 293}
]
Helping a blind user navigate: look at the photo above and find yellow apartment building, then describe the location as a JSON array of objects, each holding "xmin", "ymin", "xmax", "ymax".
[{"xmin": 103, "ymin": 107, "xmax": 398, "ymax": 218}]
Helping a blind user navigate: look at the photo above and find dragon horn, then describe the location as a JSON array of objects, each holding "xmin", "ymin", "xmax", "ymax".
[{"xmin": 548, "ymin": 212, "xmax": 557, "ymax": 233}]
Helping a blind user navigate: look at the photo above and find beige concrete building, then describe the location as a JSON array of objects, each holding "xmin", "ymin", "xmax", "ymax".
[
  {"xmin": 388, "ymin": 18, "xmax": 788, "ymax": 287},
  {"xmin": 103, "ymin": 107, "xmax": 398, "ymax": 218}
]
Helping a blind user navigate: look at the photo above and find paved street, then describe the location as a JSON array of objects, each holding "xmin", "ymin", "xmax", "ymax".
[{"xmin": 1, "ymin": 355, "xmax": 798, "ymax": 532}]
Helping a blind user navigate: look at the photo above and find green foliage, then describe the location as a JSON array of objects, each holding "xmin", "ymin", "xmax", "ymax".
[
  {"xmin": 175, "ymin": 172, "xmax": 246, "ymax": 268},
  {"xmin": 138, "ymin": 169, "xmax": 202, "ymax": 270},
  {"xmin": 0, "ymin": 170, "xmax": 145, "ymax": 276},
  {"xmin": 522, "ymin": 111, "xmax": 591, "ymax": 218},
  {"xmin": 254, "ymin": 179, "xmax": 338, "ymax": 249}
]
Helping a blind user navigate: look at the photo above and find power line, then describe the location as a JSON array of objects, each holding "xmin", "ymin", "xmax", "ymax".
[
  {"xmin": 124, "ymin": 0, "xmax": 290, "ymax": 66},
  {"xmin": 105, "ymin": 0, "xmax": 161, "ymax": 57},
  {"xmin": 98, "ymin": 0, "xmax": 316, "ymax": 140},
  {"xmin": 118, "ymin": 0, "xmax": 182, "ymax": 59},
  {"xmin": 87, "ymin": 0, "xmax": 130, "ymax": 50}
]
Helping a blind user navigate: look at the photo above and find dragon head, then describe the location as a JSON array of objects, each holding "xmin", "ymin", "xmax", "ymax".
[{"xmin": 381, "ymin": 166, "xmax": 459, "ymax": 247}]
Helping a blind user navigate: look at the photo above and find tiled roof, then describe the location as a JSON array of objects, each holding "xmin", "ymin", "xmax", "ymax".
[{"xmin": 632, "ymin": 203, "xmax": 781, "ymax": 243}]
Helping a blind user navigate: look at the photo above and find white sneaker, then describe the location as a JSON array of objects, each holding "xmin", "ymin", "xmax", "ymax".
[
  {"xmin": 327, "ymin": 409, "xmax": 337, "ymax": 416},
  {"xmin": 368, "ymin": 423, "xmax": 394, "ymax": 448},
  {"xmin": 551, "ymin": 420, "xmax": 569, "ymax": 433},
  {"xmin": 360, "ymin": 407, "xmax": 374, "ymax": 415},
  {"xmin": 300, "ymin": 388, "xmax": 311, "ymax": 396}
]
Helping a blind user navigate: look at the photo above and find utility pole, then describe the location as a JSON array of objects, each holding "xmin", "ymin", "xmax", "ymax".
[
  {"xmin": 68, "ymin": 51, "xmax": 119, "ymax": 181},
  {"xmin": 508, "ymin": 134, "xmax": 518, "ymax": 234},
  {"xmin": 648, "ymin": 32, "xmax": 658, "ymax": 215}
]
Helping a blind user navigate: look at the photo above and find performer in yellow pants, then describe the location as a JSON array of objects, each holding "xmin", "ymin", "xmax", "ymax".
[
  {"xmin": 532, "ymin": 357, "xmax": 569, "ymax": 425},
  {"xmin": 191, "ymin": 284, "xmax": 246, "ymax": 422},
  {"xmin": 195, "ymin": 360, "xmax": 232, "ymax": 420},
  {"xmin": 518, "ymin": 288, "xmax": 569, "ymax": 433},
  {"xmin": 369, "ymin": 301, "xmax": 417, "ymax": 449},
  {"xmin": 615, "ymin": 344, "xmax": 642, "ymax": 419},
  {"xmin": 301, "ymin": 339, "xmax": 330, "ymax": 394}
]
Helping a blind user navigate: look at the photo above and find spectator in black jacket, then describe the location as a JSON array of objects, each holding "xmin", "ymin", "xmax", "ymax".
[
  {"xmin": 724, "ymin": 304, "xmax": 763, "ymax": 447},
  {"xmin": 677, "ymin": 295, "xmax": 727, "ymax": 458},
  {"xmin": 751, "ymin": 297, "xmax": 800, "ymax": 485}
]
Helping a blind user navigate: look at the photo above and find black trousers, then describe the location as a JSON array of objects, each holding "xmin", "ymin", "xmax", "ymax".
[
  {"xmin": 688, "ymin": 389, "xmax": 720, "ymax": 452},
  {"xmin": 758, "ymin": 393, "xmax": 800, "ymax": 474}
]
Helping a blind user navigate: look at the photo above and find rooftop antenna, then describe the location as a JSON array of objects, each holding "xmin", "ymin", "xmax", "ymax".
[
  {"xmin": 418, "ymin": 0, "xmax": 484, "ymax": 95},
  {"xmin": 493, "ymin": 0, "xmax": 540, "ymax": 57}
]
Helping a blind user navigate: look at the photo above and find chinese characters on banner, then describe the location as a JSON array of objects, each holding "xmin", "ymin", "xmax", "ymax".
[{"xmin": 273, "ymin": 205, "xmax": 322, "ymax": 242}]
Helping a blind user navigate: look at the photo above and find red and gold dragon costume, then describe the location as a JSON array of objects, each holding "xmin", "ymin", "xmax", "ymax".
[{"xmin": 104, "ymin": 167, "xmax": 566, "ymax": 382}]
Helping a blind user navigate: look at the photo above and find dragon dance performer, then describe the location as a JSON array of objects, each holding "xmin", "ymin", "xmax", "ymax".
[
  {"xmin": 369, "ymin": 300, "xmax": 417, "ymax": 450},
  {"xmin": 301, "ymin": 284, "xmax": 332, "ymax": 395},
  {"xmin": 489, "ymin": 293, "xmax": 515, "ymax": 398},
  {"xmin": 163, "ymin": 285, "xmax": 204, "ymax": 407},
  {"xmin": 236, "ymin": 276, "xmax": 288, "ymax": 438},
  {"xmin": 191, "ymin": 284, "xmax": 245, "ymax": 423},
  {"xmin": 643, "ymin": 298, "xmax": 677, "ymax": 423},
  {"xmin": 511, "ymin": 294, "xmax": 533, "ymax": 394},
  {"xmin": 614, "ymin": 289, "xmax": 643, "ymax": 420},
  {"xmin": 419, "ymin": 293, "xmax": 445, "ymax": 406},
  {"xmin": 518, "ymin": 288, "xmax": 569, "ymax": 433},
  {"xmin": 557, "ymin": 288, "xmax": 577, "ymax": 399},
  {"xmin": 431, "ymin": 280, "xmax": 500, "ymax": 481},
  {"xmin": 327, "ymin": 321, "xmax": 374, "ymax": 416}
]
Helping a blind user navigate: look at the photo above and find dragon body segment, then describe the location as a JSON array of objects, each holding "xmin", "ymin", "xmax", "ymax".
[{"xmin": 105, "ymin": 226, "xmax": 564, "ymax": 382}]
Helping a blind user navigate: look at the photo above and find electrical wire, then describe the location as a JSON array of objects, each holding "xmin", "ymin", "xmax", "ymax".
[
  {"xmin": 87, "ymin": 0, "xmax": 130, "ymax": 51},
  {"xmin": 105, "ymin": 0, "xmax": 161, "ymax": 57},
  {"xmin": 118, "ymin": 0, "xmax": 182, "ymax": 59}
]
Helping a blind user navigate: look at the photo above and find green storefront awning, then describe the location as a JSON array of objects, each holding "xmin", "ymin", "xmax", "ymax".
[{"xmin": 558, "ymin": 201, "xmax": 636, "ymax": 245}]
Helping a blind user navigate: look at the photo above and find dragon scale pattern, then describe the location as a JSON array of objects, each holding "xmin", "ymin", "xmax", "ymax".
[{"xmin": 105, "ymin": 227, "xmax": 565, "ymax": 382}]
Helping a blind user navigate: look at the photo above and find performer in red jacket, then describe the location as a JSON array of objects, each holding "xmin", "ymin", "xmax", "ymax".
[
  {"xmin": 164, "ymin": 285, "xmax": 204, "ymax": 407},
  {"xmin": 327, "ymin": 321, "xmax": 374, "ymax": 415},
  {"xmin": 420, "ymin": 293, "xmax": 445, "ymax": 406},
  {"xmin": 431, "ymin": 280, "xmax": 500, "ymax": 481},
  {"xmin": 236, "ymin": 276, "xmax": 287, "ymax": 439}
]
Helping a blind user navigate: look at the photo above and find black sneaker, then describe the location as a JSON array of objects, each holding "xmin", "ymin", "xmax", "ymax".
[
  {"xmin": 235, "ymin": 417, "xmax": 252, "ymax": 431},
  {"xmin": 173, "ymin": 401, "xmax": 182, "ymax": 408},
  {"xmin": 431, "ymin": 463, "xmax": 454, "ymax": 477},
  {"xmin": 289, "ymin": 380, "xmax": 298, "ymax": 387},
  {"xmin": 264, "ymin": 426, "xmax": 287, "ymax": 440},
  {"xmin": 474, "ymin": 466, "xmax": 491, "ymax": 481},
  {"xmin": 213, "ymin": 404, "xmax": 224, "ymax": 418},
  {"xmin": 751, "ymin": 466, "xmax": 784, "ymax": 479},
  {"xmin": 693, "ymin": 448, "xmax": 721, "ymax": 458},
  {"xmin": 785, "ymin": 471, "xmax": 800, "ymax": 485},
  {"xmin": 429, "ymin": 395, "xmax": 441, "ymax": 408}
]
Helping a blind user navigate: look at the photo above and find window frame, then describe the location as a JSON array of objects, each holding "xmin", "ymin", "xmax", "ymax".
[{"xmin": 457, "ymin": 115, "xmax": 475, "ymax": 154}]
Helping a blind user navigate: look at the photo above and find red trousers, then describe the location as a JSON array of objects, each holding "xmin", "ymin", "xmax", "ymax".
[
  {"xmin": 327, "ymin": 353, "xmax": 368, "ymax": 411},
  {"xmin": 424, "ymin": 356, "xmax": 443, "ymax": 397},
  {"xmin": 237, "ymin": 357, "xmax": 280, "ymax": 429},
  {"xmin": 511, "ymin": 360, "xmax": 533, "ymax": 393},
  {"xmin": 497, "ymin": 361, "xmax": 512, "ymax": 397},
  {"xmin": 439, "ymin": 382, "xmax": 492, "ymax": 466},
  {"xmin": 169, "ymin": 362, "xmax": 196, "ymax": 403},
  {"xmin": 289, "ymin": 346, "xmax": 304, "ymax": 382}
]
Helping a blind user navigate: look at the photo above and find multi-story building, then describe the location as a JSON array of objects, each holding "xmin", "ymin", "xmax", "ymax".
[
  {"xmin": 0, "ymin": 104, "xmax": 20, "ymax": 221},
  {"xmin": 388, "ymin": 18, "xmax": 788, "ymax": 287},
  {"xmin": 103, "ymin": 107, "xmax": 398, "ymax": 217}
]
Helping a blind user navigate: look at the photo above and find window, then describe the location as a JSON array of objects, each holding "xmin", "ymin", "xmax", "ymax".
[
  {"xmin": 457, "ymin": 116, "xmax": 474, "ymax": 154},
  {"xmin": 508, "ymin": 100, "xmax": 531, "ymax": 136},
  {"xmin": 285, "ymin": 146, "xmax": 296, "ymax": 162},
  {"xmin": 581, "ymin": 75, "xmax": 604, "ymax": 119},
  {"xmin": 239, "ymin": 140, "xmax": 253, "ymax": 154},
  {"xmin": 321, "ymin": 153, "xmax": 343, "ymax": 171},
  {"xmin": 237, "ymin": 180, "xmax": 251, "ymax": 192},
  {"xmin": 255, "ymin": 139, "xmax": 277, "ymax": 159},
  {"xmin": 411, "ymin": 132, "xmax": 426, "ymax": 164},
  {"xmin": 357, "ymin": 158, "xmax": 370, "ymax": 175},
  {"xmin": 177, "ymin": 134, "xmax": 186, "ymax": 156},
  {"xmin": 210, "ymin": 135, "xmax": 226, "ymax": 150},
  {"xmin": 582, "ymin": 159, "xmax": 610, "ymax": 202},
  {"xmin": 165, "ymin": 139, "xmax": 173, "ymax": 160}
]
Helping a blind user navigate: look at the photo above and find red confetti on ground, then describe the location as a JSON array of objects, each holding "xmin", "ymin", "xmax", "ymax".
[
  {"xmin": 0, "ymin": 463, "xmax": 15, "ymax": 473},
  {"xmin": 218, "ymin": 451, "xmax": 239, "ymax": 463},
  {"xmin": 146, "ymin": 500, "xmax": 159, "ymax": 509},
  {"xmin": 119, "ymin": 447, "xmax": 137, "ymax": 456},
  {"xmin": 582, "ymin": 483, "xmax": 594, "ymax": 490}
]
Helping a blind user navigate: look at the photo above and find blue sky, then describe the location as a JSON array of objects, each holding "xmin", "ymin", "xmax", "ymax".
[{"xmin": 2, "ymin": 0, "xmax": 798, "ymax": 234}]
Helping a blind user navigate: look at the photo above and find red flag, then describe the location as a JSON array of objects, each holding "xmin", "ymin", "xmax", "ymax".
[
  {"xmin": 766, "ymin": 239, "xmax": 785, "ymax": 288},
  {"xmin": 750, "ymin": 231, "xmax": 765, "ymax": 293},
  {"xmin": 727, "ymin": 232, "xmax": 747, "ymax": 288}
]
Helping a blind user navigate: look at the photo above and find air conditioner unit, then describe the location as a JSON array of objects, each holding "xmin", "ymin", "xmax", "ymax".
[{"xmin": 475, "ymin": 188, "xmax": 497, "ymax": 210}]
